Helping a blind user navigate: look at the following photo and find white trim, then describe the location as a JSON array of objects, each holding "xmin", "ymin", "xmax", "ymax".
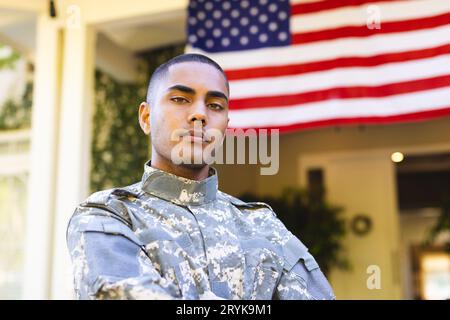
[{"xmin": 23, "ymin": 15, "xmax": 61, "ymax": 300}]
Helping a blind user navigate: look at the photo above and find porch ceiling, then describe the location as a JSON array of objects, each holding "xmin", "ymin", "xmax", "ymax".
[{"xmin": 96, "ymin": 8, "xmax": 186, "ymax": 53}]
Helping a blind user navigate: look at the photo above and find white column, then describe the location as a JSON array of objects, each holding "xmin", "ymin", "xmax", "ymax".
[
  {"xmin": 50, "ymin": 22, "xmax": 97, "ymax": 299},
  {"xmin": 23, "ymin": 15, "xmax": 62, "ymax": 299}
]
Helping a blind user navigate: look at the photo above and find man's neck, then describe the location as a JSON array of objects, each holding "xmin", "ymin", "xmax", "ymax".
[{"xmin": 150, "ymin": 154, "xmax": 210, "ymax": 181}]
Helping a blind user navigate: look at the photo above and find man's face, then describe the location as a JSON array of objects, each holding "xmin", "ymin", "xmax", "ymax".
[{"xmin": 141, "ymin": 61, "xmax": 229, "ymax": 168}]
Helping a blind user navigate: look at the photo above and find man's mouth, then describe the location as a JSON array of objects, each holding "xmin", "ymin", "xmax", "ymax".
[{"xmin": 183, "ymin": 130, "xmax": 211, "ymax": 143}]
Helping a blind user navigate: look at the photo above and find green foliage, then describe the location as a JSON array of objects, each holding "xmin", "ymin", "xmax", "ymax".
[
  {"xmin": 0, "ymin": 83, "xmax": 33, "ymax": 130},
  {"xmin": 0, "ymin": 44, "xmax": 32, "ymax": 131},
  {"xmin": 425, "ymin": 194, "xmax": 450, "ymax": 252},
  {"xmin": 240, "ymin": 187, "xmax": 349, "ymax": 275},
  {"xmin": 90, "ymin": 68, "xmax": 150, "ymax": 192},
  {"xmin": 138, "ymin": 43, "xmax": 185, "ymax": 77},
  {"xmin": 0, "ymin": 44, "xmax": 20, "ymax": 70}
]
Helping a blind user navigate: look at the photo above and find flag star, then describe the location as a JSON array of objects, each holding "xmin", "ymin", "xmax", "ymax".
[
  {"xmin": 197, "ymin": 28, "xmax": 206, "ymax": 37},
  {"xmin": 241, "ymin": 1, "xmax": 250, "ymax": 9},
  {"xmin": 269, "ymin": 22, "xmax": 278, "ymax": 32},
  {"xmin": 197, "ymin": 11, "xmax": 206, "ymax": 20},
  {"xmin": 259, "ymin": 33, "xmax": 268, "ymax": 43},
  {"xmin": 240, "ymin": 17, "xmax": 249, "ymax": 26},
  {"xmin": 278, "ymin": 32, "xmax": 288, "ymax": 41},
  {"xmin": 278, "ymin": 11, "xmax": 288, "ymax": 20},
  {"xmin": 269, "ymin": 3, "xmax": 278, "ymax": 13},
  {"xmin": 231, "ymin": 9, "xmax": 239, "ymax": 18},
  {"xmin": 222, "ymin": 1, "xmax": 231, "ymax": 10},
  {"xmin": 188, "ymin": 35, "xmax": 197, "ymax": 43},
  {"xmin": 231, "ymin": 27, "xmax": 239, "ymax": 36},
  {"xmin": 240, "ymin": 36, "xmax": 249, "ymax": 45},
  {"xmin": 213, "ymin": 28, "xmax": 222, "ymax": 37},
  {"xmin": 205, "ymin": 2, "xmax": 213, "ymax": 11},
  {"xmin": 259, "ymin": 14, "xmax": 268, "ymax": 23},
  {"xmin": 221, "ymin": 38, "xmax": 230, "ymax": 47},
  {"xmin": 250, "ymin": 7, "xmax": 259, "ymax": 16},
  {"xmin": 188, "ymin": 17, "xmax": 197, "ymax": 26}
]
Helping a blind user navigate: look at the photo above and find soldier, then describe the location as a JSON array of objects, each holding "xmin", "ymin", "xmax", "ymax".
[{"xmin": 66, "ymin": 53, "xmax": 335, "ymax": 300}]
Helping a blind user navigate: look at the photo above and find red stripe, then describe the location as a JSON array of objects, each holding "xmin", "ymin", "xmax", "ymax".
[
  {"xmin": 292, "ymin": 12, "xmax": 450, "ymax": 44},
  {"xmin": 229, "ymin": 107, "xmax": 450, "ymax": 134},
  {"xmin": 225, "ymin": 43, "xmax": 450, "ymax": 81},
  {"xmin": 229, "ymin": 74, "xmax": 450, "ymax": 110},
  {"xmin": 291, "ymin": 0, "xmax": 401, "ymax": 15}
]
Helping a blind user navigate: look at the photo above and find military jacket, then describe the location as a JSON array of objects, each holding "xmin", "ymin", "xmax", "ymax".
[{"xmin": 66, "ymin": 161, "xmax": 335, "ymax": 300}]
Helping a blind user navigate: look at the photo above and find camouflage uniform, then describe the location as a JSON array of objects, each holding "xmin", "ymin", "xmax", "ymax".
[{"xmin": 66, "ymin": 161, "xmax": 335, "ymax": 300}]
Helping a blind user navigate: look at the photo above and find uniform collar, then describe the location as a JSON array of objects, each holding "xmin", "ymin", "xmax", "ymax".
[{"xmin": 140, "ymin": 160, "xmax": 218, "ymax": 206}]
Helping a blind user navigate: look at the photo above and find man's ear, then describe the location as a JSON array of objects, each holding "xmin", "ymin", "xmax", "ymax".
[{"xmin": 138, "ymin": 102, "xmax": 151, "ymax": 135}]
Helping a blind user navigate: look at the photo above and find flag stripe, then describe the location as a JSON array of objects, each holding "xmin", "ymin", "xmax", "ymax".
[
  {"xmin": 292, "ymin": 12, "xmax": 450, "ymax": 44},
  {"xmin": 188, "ymin": 24, "xmax": 450, "ymax": 70},
  {"xmin": 230, "ymin": 74, "xmax": 450, "ymax": 110},
  {"xmin": 230, "ymin": 107, "xmax": 450, "ymax": 134},
  {"xmin": 225, "ymin": 42, "xmax": 450, "ymax": 81},
  {"xmin": 228, "ymin": 86, "xmax": 450, "ymax": 128},
  {"xmin": 291, "ymin": 0, "xmax": 403, "ymax": 15},
  {"xmin": 229, "ymin": 55, "xmax": 450, "ymax": 99},
  {"xmin": 291, "ymin": 0, "xmax": 450, "ymax": 33}
]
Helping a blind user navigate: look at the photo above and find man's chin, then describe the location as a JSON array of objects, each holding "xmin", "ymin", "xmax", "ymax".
[{"xmin": 177, "ymin": 161, "xmax": 208, "ymax": 170}]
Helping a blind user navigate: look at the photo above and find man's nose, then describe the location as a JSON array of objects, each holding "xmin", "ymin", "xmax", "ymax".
[{"xmin": 188, "ymin": 103, "xmax": 207, "ymax": 125}]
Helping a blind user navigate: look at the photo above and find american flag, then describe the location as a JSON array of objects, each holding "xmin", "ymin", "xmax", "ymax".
[{"xmin": 185, "ymin": 0, "xmax": 450, "ymax": 133}]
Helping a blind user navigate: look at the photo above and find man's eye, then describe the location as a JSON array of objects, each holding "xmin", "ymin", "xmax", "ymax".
[
  {"xmin": 208, "ymin": 103, "xmax": 224, "ymax": 110},
  {"xmin": 171, "ymin": 97, "xmax": 188, "ymax": 104}
]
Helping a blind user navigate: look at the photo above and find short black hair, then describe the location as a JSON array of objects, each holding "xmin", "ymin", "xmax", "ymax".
[{"xmin": 146, "ymin": 53, "xmax": 229, "ymax": 105}]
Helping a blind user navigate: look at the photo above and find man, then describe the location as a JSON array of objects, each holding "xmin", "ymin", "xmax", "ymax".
[{"xmin": 66, "ymin": 53, "xmax": 335, "ymax": 300}]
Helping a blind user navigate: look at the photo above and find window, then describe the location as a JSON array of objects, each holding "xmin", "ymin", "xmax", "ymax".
[{"xmin": 0, "ymin": 130, "xmax": 29, "ymax": 299}]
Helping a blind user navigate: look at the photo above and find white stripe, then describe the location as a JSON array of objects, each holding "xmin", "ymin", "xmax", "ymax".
[
  {"xmin": 228, "ymin": 86, "xmax": 450, "ymax": 127},
  {"xmin": 229, "ymin": 55, "xmax": 450, "ymax": 99},
  {"xmin": 186, "ymin": 24, "xmax": 450, "ymax": 70},
  {"xmin": 291, "ymin": 0, "xmax": 450, "ymax": 33}
]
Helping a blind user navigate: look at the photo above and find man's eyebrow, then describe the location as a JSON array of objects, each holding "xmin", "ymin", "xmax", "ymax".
[
  {"xmin": 206, "ymin": 90, "xmax": 228, "ymax": 103},
  {"xmin": 167, "ymin": 84, "xmax": 228, "ymax": 102},
  {"xmin": 167, "ymin": 85, "xmax": 196, "ymax": 94}
]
